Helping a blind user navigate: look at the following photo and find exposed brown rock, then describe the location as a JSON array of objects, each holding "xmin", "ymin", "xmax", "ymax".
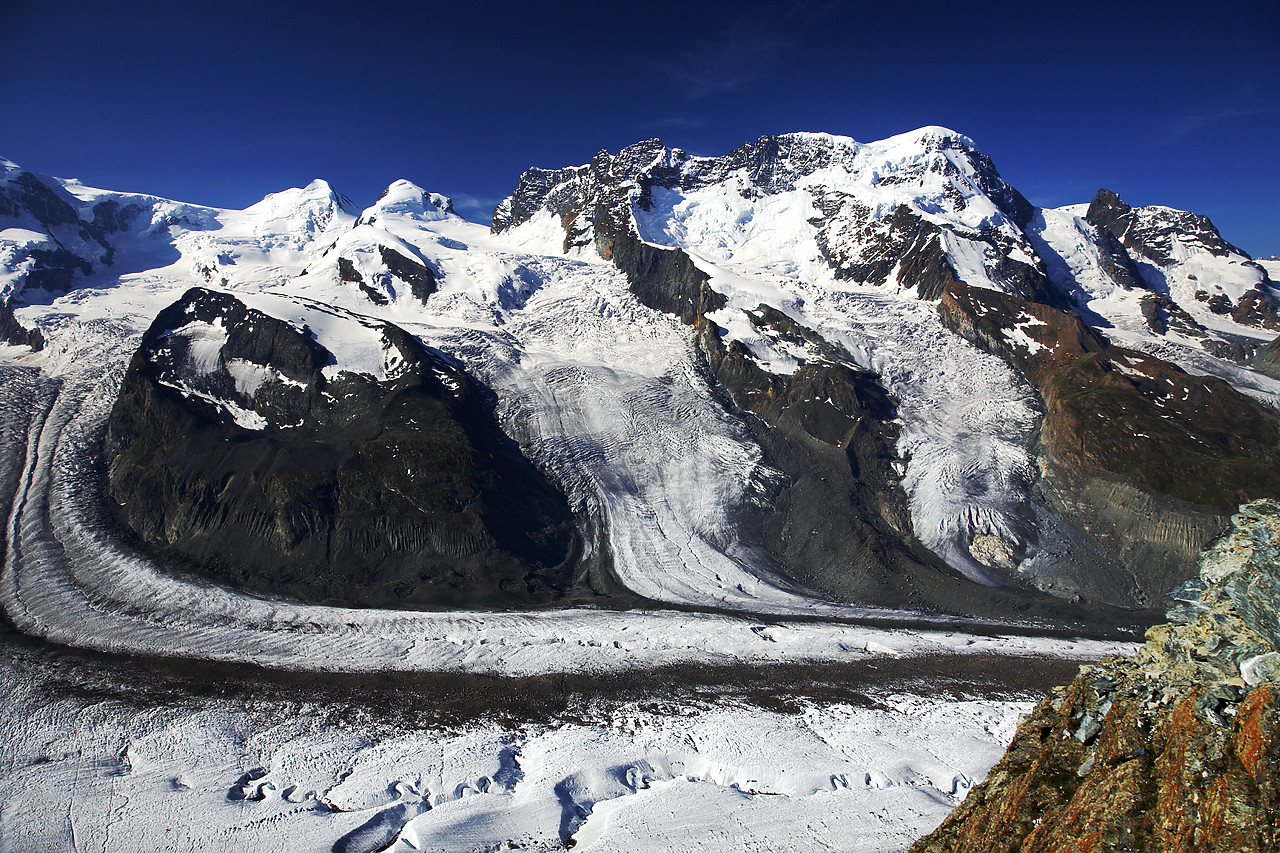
[
  {"xmin": 911, "ymin": 500, "xmax": 1280, "ymax": 853},
  {"xmin": 939, "ymin": 282, "xmax": 1280, "ymax": 512}
]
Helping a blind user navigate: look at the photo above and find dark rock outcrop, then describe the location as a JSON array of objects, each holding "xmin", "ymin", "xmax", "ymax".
[
  {"xmin": 1250, "ymin": 335, "xmax": 1280, "ymax": 380},
  {"xmin": 0, "ymin": 300, "xmax": 43, "ymax": 350},
  {"xmin": 911, "ymin": 500, "xmax": 1280, "ymax": 853},
  {"xmin": 1092, "ymin": 221, "xmax": 1148, "ymax": 292},
  {"xmin": 332, "ymin": 244, "xmax": 438, "ymax": 306},
  {"xmin": 379, "ymin": 245, "xmax": 437, "ymax": 303},
  {"xmin": 939, "ymin": 283, "xmax": 1280, "ymax": 512},
  {"xmin": 104, "ymin": 287, "xmax": 587, "ymax": 610},
  {"xmin": 1086, "ymin": 188, "xmax": 1246, "ymax": 266},
  {"xmin": 1231, "ymin": 288, "xmax": 1280, "ymax": 331},
  {"xmin": 815, "ymin": 201, "xmax": 964, "ymax": 299},
  {"xmin": 939, "ymin": 283, "xmax": 1280, "ymax": 604}
]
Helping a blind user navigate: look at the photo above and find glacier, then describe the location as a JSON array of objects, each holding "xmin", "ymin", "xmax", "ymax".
[{"xmin": 5, "ymin": 124, "xmax": 1278, "ymax": 851}]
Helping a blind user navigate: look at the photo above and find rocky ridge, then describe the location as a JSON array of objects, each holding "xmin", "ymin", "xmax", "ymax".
[{"xmin": 911, "ymin": 500, "xmax": 1280, "ymax": 852}]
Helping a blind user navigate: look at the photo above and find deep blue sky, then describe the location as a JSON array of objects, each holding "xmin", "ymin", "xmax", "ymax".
[{"xmin": 4, "ymin": 0, "xmax": 1278, "ymax": 255}]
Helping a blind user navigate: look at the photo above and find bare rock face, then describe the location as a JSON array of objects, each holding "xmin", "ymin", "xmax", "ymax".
[
  {"xmin": 910, "ymin": 500, "xmax": 1280, "ymax": 853},
  {"xmin": 104, "ymin": 287, "xmax": 586, "ymax": 610},
  {"xmin": 1085, "ymin": 188, "xmax": 1247, "ymax": 266},
  {"xmin": 938, "ymin": 282, "xmax": 1280, "ymax": 607}
]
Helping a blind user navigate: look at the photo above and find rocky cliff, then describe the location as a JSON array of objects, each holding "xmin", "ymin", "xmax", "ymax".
[{"xmin": 911, "ymin": 500, "xmax": 1280, "ymax": 852}]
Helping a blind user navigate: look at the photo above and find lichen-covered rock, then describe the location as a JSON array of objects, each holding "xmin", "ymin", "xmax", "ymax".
[{"xmin": 911, "ymin": 500, "xmax": 1280, "ymax": 853}]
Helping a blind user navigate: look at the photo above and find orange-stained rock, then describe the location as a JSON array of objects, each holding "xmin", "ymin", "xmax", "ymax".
[{"xmin": 910, "ymin": 501, "xmax": 1280, "ymax": 853}]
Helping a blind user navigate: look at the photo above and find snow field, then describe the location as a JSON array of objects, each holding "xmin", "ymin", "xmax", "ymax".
[{"xmin": 0, "ymin": 657, "xmax": 1035, "ymax": 853}]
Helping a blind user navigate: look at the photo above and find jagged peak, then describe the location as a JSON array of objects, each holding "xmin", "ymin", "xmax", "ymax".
[
  {"xmin": 774, "ymin": 130, "xmax": 860, "ymax": 147},
  {"xmin": 493, "ymin": 125, "xmax": 1037, "ymax": 240}
]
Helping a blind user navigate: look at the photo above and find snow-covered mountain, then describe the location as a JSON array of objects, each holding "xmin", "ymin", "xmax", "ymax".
[
  {"xmin": 3, "ymin": 128, "xmax": 1279, "ymax": 636},
  {"xmin": 491, "ymin": 128, "xmax": 1280, "ymax": 612}
]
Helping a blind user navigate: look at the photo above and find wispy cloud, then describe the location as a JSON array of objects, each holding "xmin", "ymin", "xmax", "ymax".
[
  {"xmin": 653, "ymin": 1, "xmax": 837, "ymax": 100},
  {"xmin": 1164, "ymin": 88, "xmax": 1276, "ymax": 141},
  {"xmin": 445, "ymin": 191, "xmax": 503, "ymax": 224}
]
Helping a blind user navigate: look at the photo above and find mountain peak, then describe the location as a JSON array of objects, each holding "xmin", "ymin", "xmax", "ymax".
[
  {"xmin": 907, "ymin": 124, "xmax": 969, "ymax": 144},
  {"xmin": 369, "ymin": 180, "xmax": 454, "ymax": 221},
  {"xmin": 244, "ymin": 179, "xmax": 355, "ymax": 219}
]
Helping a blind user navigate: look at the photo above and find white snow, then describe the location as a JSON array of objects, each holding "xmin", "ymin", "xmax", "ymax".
[
  {"xmin": 1029, "ymin": 205, "xmax": 1280, "ymax": 409},
  {"xmin": 1030, "ymin": 205, "xmax": 1275, "ymax": 342},
  {"xmin": 0, "ymin": 142, "xmax": 1167, "ymax": 853},
  {"xmin": 626, "ymin": 166, "xmax": 1045, "ymax": 579},
  {"xmin": 0, "ymin": 655, "xmax": 1043, "ymax": 853}
]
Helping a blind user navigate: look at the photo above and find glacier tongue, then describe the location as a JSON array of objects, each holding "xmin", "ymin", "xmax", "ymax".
[
  {"xmin": 418, "ymin": 251, "xmax": 806, "ymax": 609},
  {"xmin": 626, "ymin": 172, "xmax": 1043, "ymax": 582}
]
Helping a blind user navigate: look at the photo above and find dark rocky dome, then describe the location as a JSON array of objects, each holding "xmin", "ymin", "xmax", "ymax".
[{"xmin": 104, "ymin": 287, "xmax": 589, "ymax": 610}]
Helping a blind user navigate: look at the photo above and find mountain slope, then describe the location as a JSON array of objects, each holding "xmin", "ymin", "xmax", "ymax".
[
  {"xmin": 491, "ymin": 128, "xmax": 1280, "ymax": 612},
  {"xmin": 3, "ymin": 128, "xmax": 1279, "ymax": 627}
]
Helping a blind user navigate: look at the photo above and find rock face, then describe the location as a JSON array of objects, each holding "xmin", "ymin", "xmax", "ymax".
[
  {"xmin": 1086, "ymin": 188, "xmax": 1247, "ymax": 268},
  {"xmin": 939, "ymin": 284, "xmax": 1280, "ymax": 511},
  {"xmin": 491, "ymin": 131, "xmax": 1280, "ymax": 617},
  {"xmin": 105, "ymin": 287, "xmax": 586, "ymax": 610},
  {"xmin": 910, "ymin": 500, "xmax": 1280, "ymax": 853},
  {"xmin": 0, "ymin": 160, "xmax": 120, "ymax": 347},
  {"xmin": 493, "ymin": 133, "xmax": 1120, "ymax": 621},
  {"xmin": 937, "ymin": 282, "xmax": 1280, "ymax": 605}
]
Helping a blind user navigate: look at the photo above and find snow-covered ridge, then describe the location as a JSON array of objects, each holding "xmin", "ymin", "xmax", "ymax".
[{"xmin": 496, "ymin": 126, "xmax": 1034, "ymax": 268}]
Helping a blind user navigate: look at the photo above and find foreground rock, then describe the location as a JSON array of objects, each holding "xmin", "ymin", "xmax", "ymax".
[{"xmin": 911, "ymin": 500, "xmax": 1280, "ymax": 852}]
